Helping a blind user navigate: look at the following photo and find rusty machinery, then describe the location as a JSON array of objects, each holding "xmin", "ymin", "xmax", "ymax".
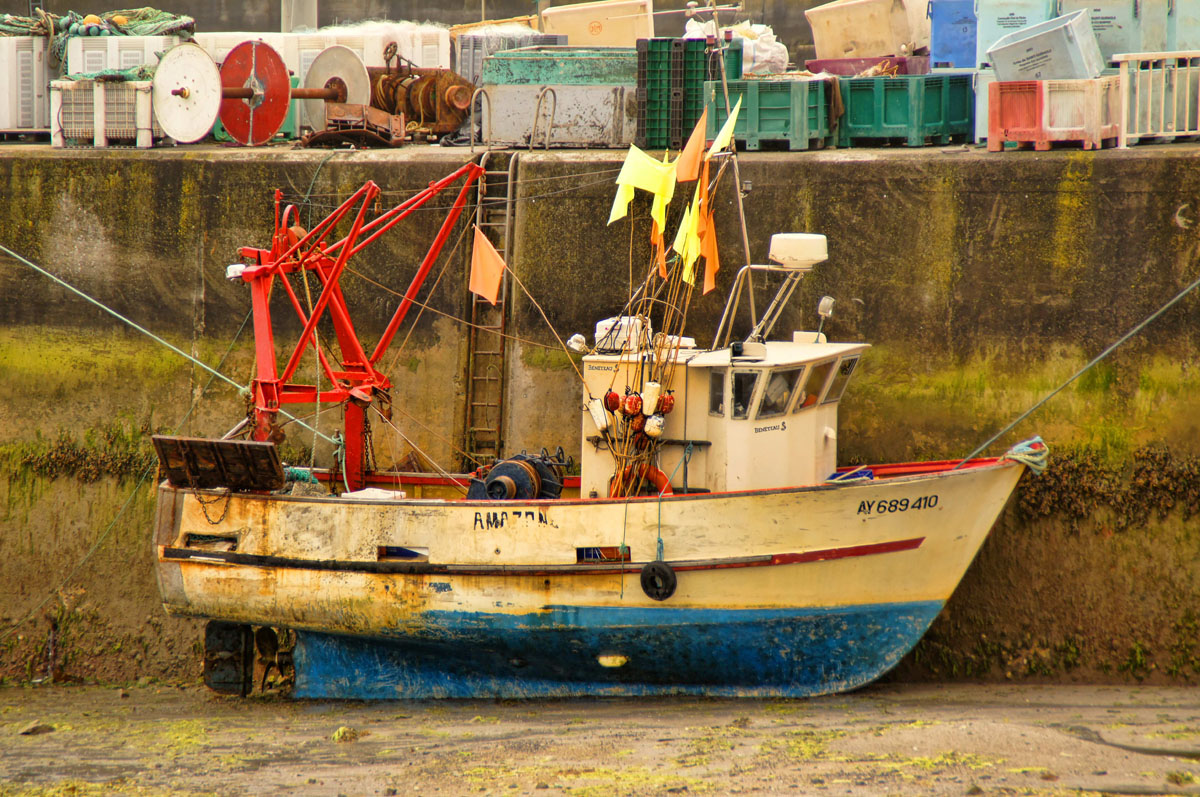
[{"xmin": 366, "ymin": 43, "xmax": 474, "ymax": 139}]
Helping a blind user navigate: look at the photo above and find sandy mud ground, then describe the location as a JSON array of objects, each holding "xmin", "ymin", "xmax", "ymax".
[{"xmin": 0, "ymin": 683, "xmax": 1198, "ymax": 796}]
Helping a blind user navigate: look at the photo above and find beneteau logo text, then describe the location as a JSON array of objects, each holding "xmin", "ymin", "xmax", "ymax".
[{"xmin": 754, "ymin": 421, "xmax": 786, "ymax": 434}]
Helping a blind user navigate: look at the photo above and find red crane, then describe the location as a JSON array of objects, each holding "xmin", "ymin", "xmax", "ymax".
[{"xmin": 231, "ymin": 161, "xmax": 484, "ymax": 490}]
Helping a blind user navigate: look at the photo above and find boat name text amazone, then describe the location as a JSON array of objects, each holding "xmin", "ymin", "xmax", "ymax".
[{"xmin": 473, "ymin": 510, "xmax": 554, "ymax": 530}]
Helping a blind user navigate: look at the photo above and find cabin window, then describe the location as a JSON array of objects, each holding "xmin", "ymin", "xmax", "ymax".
[
  {"xmin": 793, "ymin": 360, "xmax": 835, "ymax": 412},
  {"xmin": 822, "ymin": 356, "xmax": 860, "ymax": 405},
  {"xmin": 709, "ymin": 369, "xmax": 725, "ymax": 416},
  {"xmin": 758, "ymin": 367, "xmax": 803, "ymax": 418},
  {"xmin": 731, "ymin": 371, "xmax": 759, "ymax": 420}
]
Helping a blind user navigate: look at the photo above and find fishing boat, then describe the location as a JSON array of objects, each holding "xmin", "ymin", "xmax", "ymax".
[{"xmin": 150, "ymin": 157, "xmax": 1042, "ymax": 699}]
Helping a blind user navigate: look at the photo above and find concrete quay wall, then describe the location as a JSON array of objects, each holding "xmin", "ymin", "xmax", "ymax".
[{"xmin": 0, "ymin": 144, "xmax": 1198, "ymax": 686}]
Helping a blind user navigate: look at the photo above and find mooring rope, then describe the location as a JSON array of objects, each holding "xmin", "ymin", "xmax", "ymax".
[
  {"xmin": 954, "ymin": 270, "xmax": 1200, "ymax": 469},
  {"xmin": 0, "ymin": 244, "xmax": 336, "ymax": 445}
]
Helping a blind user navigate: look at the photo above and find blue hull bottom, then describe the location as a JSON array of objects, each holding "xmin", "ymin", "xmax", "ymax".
[{"xmin": 291, "ymin": 601, "xmax": 943, "ymax": 699}]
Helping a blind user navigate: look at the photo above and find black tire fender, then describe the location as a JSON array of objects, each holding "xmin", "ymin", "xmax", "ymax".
[{"xmin": 640, "ymin": 561, "xmax": 677, "ymax": 601}]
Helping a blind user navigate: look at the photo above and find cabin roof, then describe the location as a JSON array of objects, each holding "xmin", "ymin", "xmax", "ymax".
[{"xmin": 685, "ymin": 341, "xmax": 869, "ymax": 369}]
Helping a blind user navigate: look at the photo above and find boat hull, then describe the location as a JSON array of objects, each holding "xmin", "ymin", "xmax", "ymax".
[
  {"xmin": 153, "ymin": 459, "xmax": 1023, "ymax": 698},
  {"xmin": 292, "ymin": 601, "xmax": 943, "ymax": 698}
]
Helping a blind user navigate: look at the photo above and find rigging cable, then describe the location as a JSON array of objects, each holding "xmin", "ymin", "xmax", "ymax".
[
  {"xmin": 0, "ymin": 245, "xmax": 337, "ymax": 446},
  {"xmin": 953, "ymin": 270, "xmax": 1200, "ymax": 469}
]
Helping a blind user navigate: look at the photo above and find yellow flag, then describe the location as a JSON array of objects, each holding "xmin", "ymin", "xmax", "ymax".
[
  {"xmin": 707, "ymin": 97, "xmax": 742, "ymax": 159},
  {"xmin": 607, "ymin": 145, "xmax": 677, "ymax": 230}
]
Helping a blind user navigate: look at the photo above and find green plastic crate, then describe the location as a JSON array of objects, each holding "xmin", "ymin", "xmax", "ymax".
[
  {"xmin": 837, "ymin": 74, "xmax": 974, "ymax": 147},
  {"xmin": 637, "ymin": 37, "xmax": 742, "ymax": 149},
  {"xmin": 704, "ymin": 78, "xmax": 829, "ymax": 151}
]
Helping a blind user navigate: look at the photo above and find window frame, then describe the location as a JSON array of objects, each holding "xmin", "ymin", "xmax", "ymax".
[
  {"xmin": 792, "ymin": 359, "xmax": 837, "ymax": 413},
  {"xmin": 730, "ymin": 370, "xmax": 761, "ymax": 420},
  {"xmin": 756, "ymin": 366, "xmax": 805, "ymax": 419},
  {"xmin": 821, "ymin": 356, "xmax": 860, "ymax": 406},
  {"xmin": 708, "ymin": 368, "xmax": 727, "ymax": 417}
]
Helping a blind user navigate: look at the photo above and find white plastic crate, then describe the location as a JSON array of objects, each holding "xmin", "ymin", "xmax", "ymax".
[
  {"xmin": 540, "ymin": 0, "xmax": 654, "ymax": 47},
  {"xmin": 1114, "ymin": 51, "xmax": 1200, "ymax": 146},
  {"xmin": 1169, "ymin": 2, "xmax": 1200, "ymax": 50},
  {"xmin": 806, "ymin": 0, "xmax": 926, "ymax": 59},
  {"xmin": 1056, "ymin": 0, "xmax": 1169, "ymax": 61},
  {"xmin": 987, "ymin": 9, "xmax": 1105, "ymax": 81},
  {"xmin": 191, "ymin": 32, "xmax": 291, "ymax": 65},
  {"xmin": 0, "ymin": 35, "xmax": 53, "ymax": 132},
  {"xmin": 50, "ymin": 80, "xmax": 164, "ymax": 148},
  {"xmin": 65, "ymin": 35, "xmax": 180, "ymax": 75},
  {"xmin": 481, "ymin": 84, "xmax": 635, "ymax": 148},
  {"xmin": 974, "ymin": 67, "xmax": 994, "ymax": 141},
  {"xmin": 193, "ymin": 27, "xmax": 450, "ymax": 85}
]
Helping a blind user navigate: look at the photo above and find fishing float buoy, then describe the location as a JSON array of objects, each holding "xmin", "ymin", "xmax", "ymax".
[
  {"xmin": 645, "ymin": 414, "xmax": 665, "ymax": 438},
  {"xmin": 587, "ymin": 398, "xmax": 609, "ymax": 432},
  {"xmin": 621, "ymin": 393, "xmax": 642, "ymax": 416},
  {"xmin": 640, "ymin": 382, "xmax": 661, "ymax": 416},
  {"xmin": 629, "ymin": 414, "xmax": 647, "ymax": 433},
  {"xmin": 603, "ymin": 390, "xmax": 621, "ymax": 413},
  {"xmin": 655, "ymin": 393, "xmax": 675, "ymax": 415}
]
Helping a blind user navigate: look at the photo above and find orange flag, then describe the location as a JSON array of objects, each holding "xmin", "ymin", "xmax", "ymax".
[
  {"xmin": 651, "ymin": 220, "xmax": 667, "ymax": 279},
  {"xmin": 698, "ymin": 160, "xmax": 720, "ymax": 294},
  {"xmin": 675, "ymin": 108, "xmax": 709, "ymax": 183},
  {"xmin": 470, "ymin": 225, "xmax": 506, "ymax": 305}
]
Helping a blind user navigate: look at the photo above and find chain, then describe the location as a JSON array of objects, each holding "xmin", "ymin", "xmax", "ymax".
[
  {"xmin": 180, "ymin": 451, "xmax": 233, "ymax": 525},
  {"xmin": 364, "ymin": 410, "xmax": 377, "ymax": 473},
  {"xmin": 194, "ymin": 490, "xmax": 233, "ymax": 525}
]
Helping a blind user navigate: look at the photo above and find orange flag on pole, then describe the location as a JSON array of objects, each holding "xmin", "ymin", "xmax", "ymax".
[
  {"xmin": 470, "ymin": 225, "xmax": 506, "ymax": 305},
  {"xmin": 675, "ymin": 107, "xmax": 708, "ymax": 183}
]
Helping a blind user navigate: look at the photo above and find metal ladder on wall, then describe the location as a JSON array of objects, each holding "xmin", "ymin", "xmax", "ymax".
[{"xmin": 463, "ymin": 151, "xmax": 518, "ymax": 468}]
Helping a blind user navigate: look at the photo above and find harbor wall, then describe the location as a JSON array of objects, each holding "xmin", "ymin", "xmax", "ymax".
[{"xmin": 1, "ymin": 145, "xmax": 1198, "ymax": 686}]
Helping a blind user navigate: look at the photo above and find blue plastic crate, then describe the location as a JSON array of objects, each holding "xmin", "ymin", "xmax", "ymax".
[{"xmin": 929, "ymin": 0, "xmax": 977, "ymax": 68}]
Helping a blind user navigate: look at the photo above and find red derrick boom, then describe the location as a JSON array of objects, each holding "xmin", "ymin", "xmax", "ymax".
[{"xmin": 232, "ymin": 161, "xmax": 484, "ymax": 490}]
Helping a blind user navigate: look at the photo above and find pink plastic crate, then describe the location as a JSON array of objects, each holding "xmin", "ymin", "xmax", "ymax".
[{"xmin": 987, "ymin": 75, "xmax": 1121, "ymax": 151}]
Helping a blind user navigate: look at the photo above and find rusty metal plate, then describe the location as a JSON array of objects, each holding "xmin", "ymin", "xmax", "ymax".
[
  {"xmin": 218, "ymin": 40, "xmax": 290, "ymax": 146},
  {"xmin": 153, "ymin": 435, "xmax": 285, "ymax": 491}
]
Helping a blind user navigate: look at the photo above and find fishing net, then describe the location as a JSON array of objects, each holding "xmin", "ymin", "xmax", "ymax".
[
  {"xmin": 60, "ymin": 64, "xmax": 156, "ymax": 81},
  {"xmin": 0, "ymin": 7, "xmax": 194, "ymax": 68}
]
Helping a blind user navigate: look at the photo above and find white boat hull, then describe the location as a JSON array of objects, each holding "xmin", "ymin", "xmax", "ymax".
[{"xmin": 154, "ymin": 459, "xmax": 1024, "ymax": 697}]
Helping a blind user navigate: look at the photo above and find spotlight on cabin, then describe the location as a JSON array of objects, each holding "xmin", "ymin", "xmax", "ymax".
[{"xmin": 818, "ymin": 296, "xmax": 835, "ymax": 318}]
